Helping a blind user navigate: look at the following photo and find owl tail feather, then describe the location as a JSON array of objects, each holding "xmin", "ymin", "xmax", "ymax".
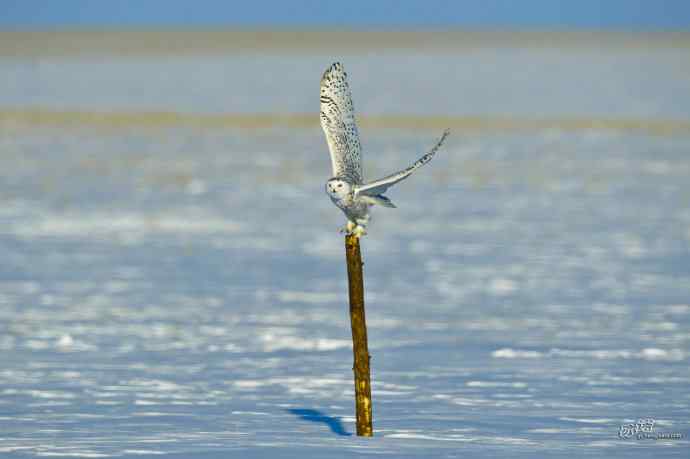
[{"xmin": 361, "ymin": 194, "xmax": 396, "ymax": 208}]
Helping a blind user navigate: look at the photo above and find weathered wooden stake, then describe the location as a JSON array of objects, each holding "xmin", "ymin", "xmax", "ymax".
[{"xmin": 345, "ymin": 233, "xmax": 373, "ymax": 437}]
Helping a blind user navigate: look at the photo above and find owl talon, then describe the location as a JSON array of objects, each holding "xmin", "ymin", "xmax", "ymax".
[
  {"xmin": 339, "ymin": 221, "xmax": 357, "ymax": 234},
  {"xmin": 352, "ymin": 225, "xmax": 367, "ymax": 237}
]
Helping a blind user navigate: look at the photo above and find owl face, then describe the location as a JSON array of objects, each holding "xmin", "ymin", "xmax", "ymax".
[{"xmin": 325, "ymin": 178, "xmax": 352, "ymax": 200}]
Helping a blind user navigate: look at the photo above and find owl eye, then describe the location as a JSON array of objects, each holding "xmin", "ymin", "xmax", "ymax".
[{"xmin": 338, "ymin": 184, "xmax": 343, "ymax": 188}]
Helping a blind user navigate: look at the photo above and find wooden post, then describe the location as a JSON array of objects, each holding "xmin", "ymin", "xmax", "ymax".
[{"xmin": 345, "ymin": 233, "xmax": 373, "ymax": 437}]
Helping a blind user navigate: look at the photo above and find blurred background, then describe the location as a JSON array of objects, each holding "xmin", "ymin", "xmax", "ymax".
[{"xmin": 1, "ymin": 1, "xmax": 690, "ymax": 458}]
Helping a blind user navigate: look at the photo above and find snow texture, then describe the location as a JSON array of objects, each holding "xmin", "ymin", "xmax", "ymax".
[{"xmin": 0, "ymin": 42, "xmax": 689, "ymax": 458}]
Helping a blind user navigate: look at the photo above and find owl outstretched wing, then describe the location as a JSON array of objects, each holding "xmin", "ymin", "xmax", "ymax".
[
  {"xmin": 320, "ymin": 62, "xmax": 363, "ymax": 184},
  {"xmin": 354, "ymin": 129, "xmax": 449, "ymax": 198}
]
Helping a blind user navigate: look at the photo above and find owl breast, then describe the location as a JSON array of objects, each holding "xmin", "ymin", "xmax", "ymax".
[{"xmin": 332, "ymin": 195, "xmax": 370, "ymax": 223}]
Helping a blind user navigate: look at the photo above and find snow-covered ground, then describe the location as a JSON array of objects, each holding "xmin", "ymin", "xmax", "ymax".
[{"xmin": 1, "ymin": 35, "xmax": 689, "ymax": 457}]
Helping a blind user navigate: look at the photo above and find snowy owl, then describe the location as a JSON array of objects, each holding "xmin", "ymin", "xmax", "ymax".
[{"xmin": 320, "ymin": 62, "xmax": 449, "ymax": 237}]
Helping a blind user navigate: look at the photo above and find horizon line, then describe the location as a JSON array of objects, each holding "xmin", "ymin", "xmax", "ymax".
[
  {"xmin": 2, "ymin": 29, "xmax": 690, "ymax": 57},
  {"xmin": 3, "ymin": 108, "xmax": 689, "ymax": 136}
]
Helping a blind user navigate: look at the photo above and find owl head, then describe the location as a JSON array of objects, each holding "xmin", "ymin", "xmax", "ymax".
[{"xmin": 325, "ymin": 177, "xmax": 352, "ymax": 200}]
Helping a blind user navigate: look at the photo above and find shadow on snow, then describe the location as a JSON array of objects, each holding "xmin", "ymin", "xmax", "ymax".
[{"xmin": 287, "ymin": 408, "xmax": 351, "ymax": 436}]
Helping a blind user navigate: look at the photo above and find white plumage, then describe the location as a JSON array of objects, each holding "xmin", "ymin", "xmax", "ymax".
[{"xmin": 320, "ymin": 62, "xmax": 449, "ymax": 236}]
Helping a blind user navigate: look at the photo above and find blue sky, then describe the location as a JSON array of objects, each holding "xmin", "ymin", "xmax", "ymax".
[{"xmin": 2, "ymin": 0, "xmax": 690, "ymax": 30}]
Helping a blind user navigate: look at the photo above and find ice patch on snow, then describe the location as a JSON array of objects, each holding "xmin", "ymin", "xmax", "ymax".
[
  {"xmin": 122, "ymin": 451, "xmax": 165, "ymax": 456},
  {"xmin": 385, "ymin": 432, "xmax": 473, "ymax": 442},
  {"xmin": 277, "ymin": 290, "xmax": 340, "ymax": 304},
  {"xmin": 9, "ymin": 212, "xmax": 241, "ymax": 238},
  {"xmin": 492, "ymin": 347, "xmax": 687, "ymax": 361},
  {"xmin": 492, "ymin": 348, "xmax": 543, "ymax": 359},
  {"xmin": 36, "ymin": 453, "xmax": 112, "ymax": 458},
  {"xmin": 466, "ymin": 381, "xmax": 527, "ymax": 388},
  {"xmin": 487, "ymin": 278, "xmax": 517, "ymax": 296},
  {"xmin": 259, "ymin": 332, "xmax": 350, "ymax": 352},
  {"xmin": 560, "ymin": 417, "xmax": 615, "ymax": 424}
]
